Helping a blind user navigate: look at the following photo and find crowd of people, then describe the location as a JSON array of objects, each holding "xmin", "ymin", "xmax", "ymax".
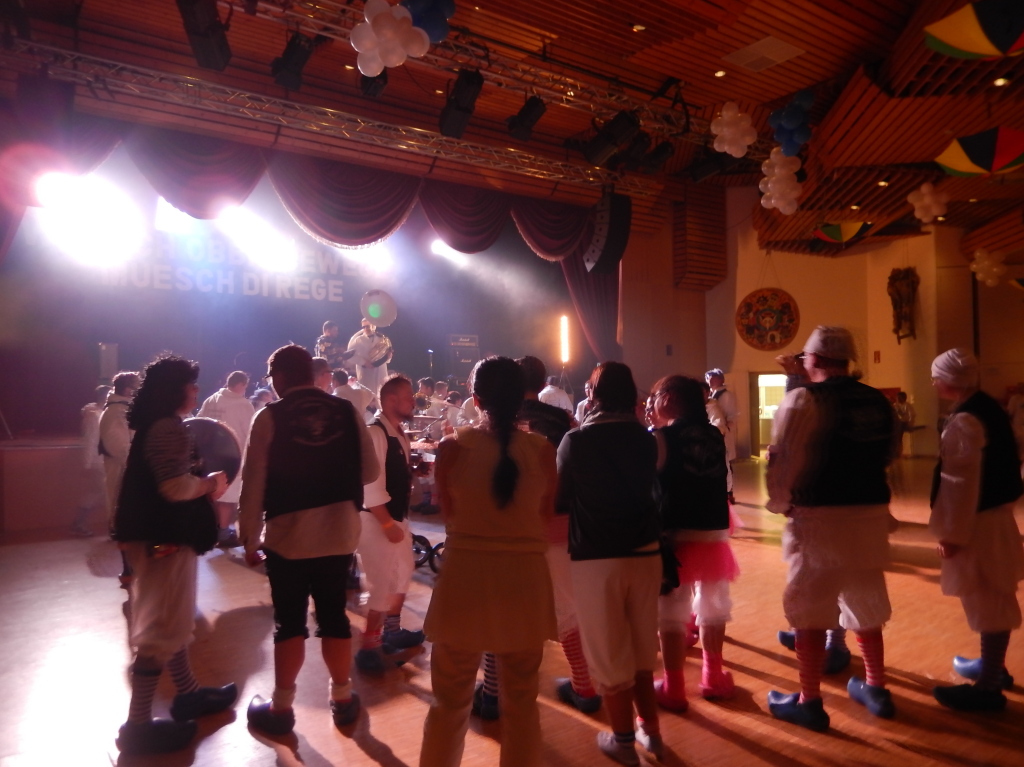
[{"xmin": 78, "ymin": 323, "xmax": 1023, "ymax": 764}]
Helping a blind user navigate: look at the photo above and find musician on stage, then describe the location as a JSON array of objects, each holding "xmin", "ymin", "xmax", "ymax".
[
  {"xmin": 347, "ymin": 318, "xmax": 392, "ymax": 408},
  {"xmin": 315, "ymin": 321, "xmax": 349, "ymax": 370}
]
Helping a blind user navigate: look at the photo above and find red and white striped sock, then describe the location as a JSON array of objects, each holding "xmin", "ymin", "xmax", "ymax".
[
  {"xmin": 560, "ymin": 628, "xmax": 597, "ymax": 698},
  {"xmin": 127, "ymin": 665, "xmax": 162, "ymax": 724},
  {"xmin": 167, "ymin": 648, "xmax": 200, "ymax": 695},
  {"xmin": 978, "ymin": 631, "xmax": 1010, "ymax": 690},
  {"xmin": 795, "ymin": 628, "xmax": 827, "ymax": 702},
  {"xmin": 855, "ymin": 629, "xmax": 885, "ymax": 688}
]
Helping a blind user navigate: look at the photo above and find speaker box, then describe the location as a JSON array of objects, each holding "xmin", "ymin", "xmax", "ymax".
[{"xmin": 582, "ymin": 192, "xmax": 632, "ymax": 274}]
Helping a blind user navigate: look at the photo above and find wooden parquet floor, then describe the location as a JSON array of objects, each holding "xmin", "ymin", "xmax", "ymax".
[{"xmin": 1, "ymin": 457, "xmax": 1022, "ymax": 766}]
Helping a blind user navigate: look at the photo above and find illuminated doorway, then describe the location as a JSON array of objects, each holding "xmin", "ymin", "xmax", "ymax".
[{"xmin": 748, "ymin": 372, "xmax": 788, "ymax": 457}]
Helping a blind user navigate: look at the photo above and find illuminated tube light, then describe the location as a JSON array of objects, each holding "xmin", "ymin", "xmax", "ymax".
[
  {"xmin": 35, "ymin": 172, "xmax": 145, "ymax": 267},
  {"xmin": 217, "ymin": 206, "xmax": 297, "ymax": 272},
  {"xmin": 560, "ymin": 315, "xmax": 569, "ymax": 364}
]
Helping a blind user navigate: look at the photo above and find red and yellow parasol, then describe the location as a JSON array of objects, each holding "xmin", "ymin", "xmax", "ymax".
[
  {"xmin": 813, "ymin": 222, "xmax": 872, "ymax": 244},
  {"xmin": 935, "ymin": 126, "xmax": 1024, "ymax": 177},
  {"xmin": 925, "ymin": 0, "xmax": 1024, "ymax": 59}
]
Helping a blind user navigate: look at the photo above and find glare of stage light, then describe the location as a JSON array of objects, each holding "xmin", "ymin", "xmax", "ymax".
[
  {"xmin": 35, "ymin": 172, "xmax": 145, "ymax": 267},
  {"xmin": 337, "ymin": 242, "xmax": 392, "ymax": 273},
  {"xmin": 155, "ymin": 196, "xmax": 197, "ymax": 235},
  {"xmin": 560, "ymin": 315, "xmax": 569, "ymax": 364},
  {"xmin": 217, "ymin": 206, "xmax": 297, "ymax": 272},
  {"xmin": 431, "ymin": 238, "xmax": 469, "ymax": 268}
]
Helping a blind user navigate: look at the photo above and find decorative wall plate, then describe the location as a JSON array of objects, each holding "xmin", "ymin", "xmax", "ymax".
[{"xmin": 735, "ymin": 287, "xmax": 800, "ymax": 351}]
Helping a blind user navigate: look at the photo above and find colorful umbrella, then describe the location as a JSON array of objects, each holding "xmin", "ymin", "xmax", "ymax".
[
  {"xmin": 925, "ymin": 0, "xmax": 1024, "ymax": 59},
  {"xmin": 935, "ymin": 127, "xmax": 1024, "ymax": 176},
  {"xmin": 813, "ymin": 222, "xmax": 872, "ymax": 243}
]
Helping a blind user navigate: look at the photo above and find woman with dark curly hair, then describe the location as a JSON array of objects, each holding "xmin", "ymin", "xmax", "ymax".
[
  {"xmin": 113, "ymin": 355, "xmax": 235, "ymax": 755},
  {"xmin": 420, "ymin": 356, "xmax": 557, "ymax": 767}
]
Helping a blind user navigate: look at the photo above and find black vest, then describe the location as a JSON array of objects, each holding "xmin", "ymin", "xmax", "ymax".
[
  {"xmin": 930, "ymin": 391, "xmax": 1024, "ymax": 512},
  {"xmin": 264, "ymin": 388, "xmax": 364, "ymax": 520},
  {"xmin": 790, "ymin": 376, "xmax": 894, "ymax": 507},
  {"xmin": 657, "ymin": 419, "xmax": 729, "ymax": 532},
  {"xmin": 370, "ymin": 418, "xmax": 411, "ymax": 522},
  {"xmin": 113, "ymin": 419, "xmax": 218, "ymax": 553}
]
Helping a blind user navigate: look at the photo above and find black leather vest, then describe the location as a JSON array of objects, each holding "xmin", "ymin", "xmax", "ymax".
[
  {"xmin": 657, "ymin": 419, "xmax": 729, "ymax": 532},
  {"xmin": 264, "ymin": 388, "xmax": 364, "ymax": 519},
  {"xmin": 931, "ymin": 390, "xmax": 1023, "ymax": 512},
  {"xmin": 371, "ymin": 418, "xmax": 411, "ymax": 522}
]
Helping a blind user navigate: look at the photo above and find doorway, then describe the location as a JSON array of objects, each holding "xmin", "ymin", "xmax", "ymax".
[{"xmin": 748, "ymin": 372, "xmax": 788, "ymax": 457}]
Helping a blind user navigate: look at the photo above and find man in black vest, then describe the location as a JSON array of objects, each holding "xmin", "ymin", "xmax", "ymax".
[
  {"xmin": 930, "ymin": 348, "xmax": 1024, "ymax": 712},
  {"xmin": 239, "ymin": 344, "xmax": 380, "ymax": 735},
  {"xmin": 766, "ymin": 326, "xmax": 898, "ymax": 732},
  {"xmin": 354, "ymin": 374, "xmax": 426, "ymax": 675}
]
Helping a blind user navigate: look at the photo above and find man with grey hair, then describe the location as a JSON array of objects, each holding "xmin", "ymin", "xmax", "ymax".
[
  {"xmin": 929, "ymin": 348, "xmax": 1024, "ymax": 712},
  {"xmin": 765, "ymin": 326, "xmax": 898, "ymax": 731},
  {"xmin": 705, "ymin": 368, "xmax": 738, "ymax": 502}
]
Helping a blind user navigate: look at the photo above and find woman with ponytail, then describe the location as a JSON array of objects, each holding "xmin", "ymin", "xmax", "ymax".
[{"xmin": 420, "ymin": 357, "xmax": 557, "ymax": 767}]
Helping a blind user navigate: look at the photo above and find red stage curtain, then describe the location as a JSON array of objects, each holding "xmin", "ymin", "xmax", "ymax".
[
  {"xmin": 419, "ymin": 180, "xmax": 511, "ymax": 253},
  {"xmin": 267, "ymin": 151, "xmax": 422, "ymax": 247},
  {"xmin": 510, "ymin": 196, "xmax": 595, "ymax": 262},
  {"xmin": 561, "ymin": 251, "xmax": 622, "ymax": 362},
  {"xmin": 125, "ymin": 127, "xmax": 265, "ymax": 219},
  {"xmin": 68, "ymin": 113, "xmax": 126, "ymax": 173}
]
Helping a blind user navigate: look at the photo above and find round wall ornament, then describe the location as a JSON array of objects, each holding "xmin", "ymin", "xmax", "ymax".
[{"xmin": 735, "ymin": 287, "xmax": 800, "ymax": 351}]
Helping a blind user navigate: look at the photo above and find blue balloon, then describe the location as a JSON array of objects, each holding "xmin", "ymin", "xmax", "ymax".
[
  {"xmin": 768, "ymin": 109, "xmax": 784, "ymax": 129},
  {"xmin": 793, "ymin": 89, "xmax": 815, "ymax": 110},
  {"xmin": 780, "ymin": 106, "xmax": 805, "ymax": 130},
  {"xmin": 420, "ymin": 12, "xmax": 450, "ymax": 43},
  {"xmin": 792, "ymin": 124, "xmax": 812, "ymax": 145},
  {"xmin": 773, "ymin": 125, "xmax": 791, "ymax": 143},
  {"xmin": 438, "ymin": 0, "xmax": 457, "ymax": 19},
  {"xmin": 401, "ymin": 0, "xmax": 431, "ymax": 14},
  {"xmin": 781, "ymin": 140, "xmax": 801, "ymax": 157}
]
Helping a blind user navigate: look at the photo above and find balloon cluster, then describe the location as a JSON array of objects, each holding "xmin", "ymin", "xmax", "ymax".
[
  {"xmin": 906, "ymin": 182, "xmax": 948, "ymax": 224},
  {"xmin": 759, "ymin": 147, "xmax": 803, "ymax": 216},
  {"xmin": 768, "ymin": 89, "xmax": 814, "ymax": 157},
  {"xmin": 350, "ymin": 0, "xmax": 431, "ymax": 77},
  {"xmin": 401, "ymin": 0, "xmax": 457, "ymax": 44},
  {"xmin": 970, "ymin": 248, "xmax": 1007, "ymax": 288},
  {"xmin": 709, "ymin": 102, "xmax": 758, "ymax": 158}
]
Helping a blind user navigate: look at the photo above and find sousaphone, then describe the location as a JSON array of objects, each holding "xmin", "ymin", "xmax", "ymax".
[{"xmin": 360, "ymin": 289, "xmax": 397, "ymax": 367}]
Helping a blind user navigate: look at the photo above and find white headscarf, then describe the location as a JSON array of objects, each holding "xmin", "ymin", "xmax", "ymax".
[{"xmin": 931, "ymin": 348, "xmax": 979, "ymax": 388}]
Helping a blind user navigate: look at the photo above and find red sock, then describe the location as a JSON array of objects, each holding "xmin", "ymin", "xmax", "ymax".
[
  {"xmin": 703, "ymin": 650, "xmax": 723, "ymax": 677},
  {"xmin": 795, "ymin": 629, "xmax": 827, "ymax": 702},
  {"xmin": 362, "ymin": 625, "xmax": 382, "ymax": 650},
  {"xmin": 662, "ymin": 669, "xmax": 686, "ymax": 698},
  {"xmin": 855, "ymin": 629, "xmax": 885, "ymax": 688},
  {"xmin": 560, "ymin": 628, "xmax": 597, "ymax": 698}
]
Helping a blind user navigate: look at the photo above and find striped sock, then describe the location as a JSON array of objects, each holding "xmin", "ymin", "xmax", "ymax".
[
  {"xmin": 826, "ymin": 627, "xmax": 848, "ymax": 652},
  {"xmin": 127, "ymin": 665, "xmax": 162, "ymax": 724},
  {"xmin": 560, "ymin": 628, "xmax": 597, "ymax": 698},
  {"xmin": 795, "ymin": 629, "xmax": 827, "ymax": 702},
  {"xmin": 978, "ymin": 631, "xmax": 1010, "ymax": 691},
  {"xmin": 855, "ymin": 629, "xmax": 885, "ymax": 688},
  {"xmin": 383, "ymin": 614, "xmax": 400, "ymax": 635},
  {"xmin": 482, "ymin": 653, "xmax": 499, "ymax": 697},
  {"xmin": 167, "ymin": 648, "xmax": 200, "ymax": 695}
]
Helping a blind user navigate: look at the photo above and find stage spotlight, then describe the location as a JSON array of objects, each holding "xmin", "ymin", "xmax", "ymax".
[
  {"xmin": 175, "ymin": 0, "xmax": 232, "ymax": 71},
  {"xmin": 216, "ymin": 206, "xmax": 297, "ymax": 272},
  {"xmin": 639, "ymin": 140, "xmax": 675, "ymax": 174},
  {"xmin": 608, "ymin": 131, "xmax": 651, "ymax": 171},
  {"xmin": 35, "ymin": 172, "xmax": 144, "ymax": 267},
  {"xmin": 430, "ymin": 238, "xmax": 469, "ymax": 268},
  {"xmin": 583, "ymin": 110, "xmax": 641, "ymax": 166},
  {"xmin": 155, "ymin": 197, "xmax": 197, "ymax": 235},
  {"xmin": 271, "ymin": 32, "xmax": 325, "ymax": 91},
  {"xmin": 506, "ymin": 96, "xmax": 547, "ymax": 142},
  {"xmin": 439, "ymin": 69, "xmax": 484, "ymax": 138},
  {"xmin": 360, "ymin": 70, "xmax": 388, "ymax": 98}
]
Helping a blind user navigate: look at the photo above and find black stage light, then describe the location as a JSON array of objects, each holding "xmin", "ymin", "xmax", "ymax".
[
  {"xmin": 639, "ymin": 140, "xmax": 675, "ymax": 174},
  {"xmin": 360, "ymin": 70, "xmax": 388, "ymax": 98},
  {"xmin": 271, "ymin": 32, "xmax": 324, "ymax": 91},
  {"xmin": 608, "ymin": 131, "xmax": 651, "ymax": 171},
  {"xmin": 506, "ymin": 96, "xmax": 547, "ymax": 142},
  {"xmin": 439, "ymin": 69, "xmax": 484, "ymax": 138},
  {"xmin": 175, "ymin": 0, "xmax": 232, "ymax": 71},
  {"xmin": 583, "ymin": 110, "xmax": 640, "ymax": 166}
]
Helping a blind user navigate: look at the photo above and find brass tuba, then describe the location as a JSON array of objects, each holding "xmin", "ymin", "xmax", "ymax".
[{"xmin": 360, "ymin": 290, "xmax": 396, "ymax": 367}]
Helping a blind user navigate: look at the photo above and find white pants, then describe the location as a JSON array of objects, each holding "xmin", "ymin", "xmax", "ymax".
[
  {"xmin": 358, "ymin": 516, "xmax": 414, "ymax": 612},
  {"xmin": 125, "ymin": 543, "xmax": 197, "ymax": 661},
  {"xmin": 659, "ymin": 579, "xmax": 732, "ymax": 632}
]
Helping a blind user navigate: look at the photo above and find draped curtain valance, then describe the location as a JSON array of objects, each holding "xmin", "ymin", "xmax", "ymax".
[{"xmin": 0, "ymin": 104, "xmax": 624, "ymax": 361}]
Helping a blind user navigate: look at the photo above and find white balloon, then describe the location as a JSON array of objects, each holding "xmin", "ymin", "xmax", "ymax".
[
  {"xmin": 728, "ymin": 144, "xmax": 746, "ymax": 158},
  {"xmin": 710, "ymin": 117, "xmax": 725, "ymax": 134},
  {"xmin": 713, "ymin": 136, "xmax": 728, "ymax": 153},
  {"xmin": 364, "ymin": 0, "xmax": 390, "ymax": 22},
  {"xmin": 740, "ymin": 126, "xmax": 757, "ymax": 145},
  {"xmin": 357, "ymin": 49, "xmax": 385, "ymax": 77},
  {"xmin": 380, "ymin": 41, "xmax": 407, "ymax": 68},
  {"xmin": 761, "ymin": 193, "xmax": 776, "ymax": 209},
  {"xmin": 392, "ymin": 4, "xmax": 412, "ymax": 23},
  {"xmin": 758, "ymin": 177, "xmax": 772, "ymax": 193},
  {"xmin": 777, "ymin": 198, "xmax": 798, "ymax": 215},
  {"xmin": 761, "ymin": 160, "xmax": 777, "ymax": 177},
  {"xmin": 921, "ymin": 182, "xmax": 933, "ymax": 194},
  {"xmin": 372, "ymin": 11, "xmax": 398, "ymax": 40},
  {"xmin": 907, "ymin": 191, "xmax": 923, "ymax": 205},
  {"xmin": 350, "ymin": 22, "xmax": 378, "ymax": 52},
  {"xmin": 770, "ymin": 147, "xmax": 785, "ymax": 162},
  {"xmin": 721, "ymin": 102, "xmax": 740, "ymax": 120},
  {"xmin": 405, "ymin": 26, "xmax": 430, "ymax": 57},
  {"xmin": 993, "ymin": 264, "xmax": 1007, "ymax": 276},
  {"xmin": 985, "ymin": 278, "xmax": 1000, "ymax": 287}
]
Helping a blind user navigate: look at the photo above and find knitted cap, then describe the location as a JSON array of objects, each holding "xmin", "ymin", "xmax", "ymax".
[
  {"xmin": 931, "ymin": 348, "xmax": 979, "ymax": 388},
  {"xmin": 803, "ymin": 326, "xmax": 857, "ymax": 362}
]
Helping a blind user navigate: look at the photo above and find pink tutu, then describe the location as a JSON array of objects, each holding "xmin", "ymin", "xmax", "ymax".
[{"xmin": 674, "ymin": 540, "xmax": 739, "ymax": 584}]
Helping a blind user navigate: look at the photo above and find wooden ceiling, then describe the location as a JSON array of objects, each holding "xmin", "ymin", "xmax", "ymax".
[{"xmin": 2, "ymin": 0, "xmax": 1023, "ymax": 258}]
